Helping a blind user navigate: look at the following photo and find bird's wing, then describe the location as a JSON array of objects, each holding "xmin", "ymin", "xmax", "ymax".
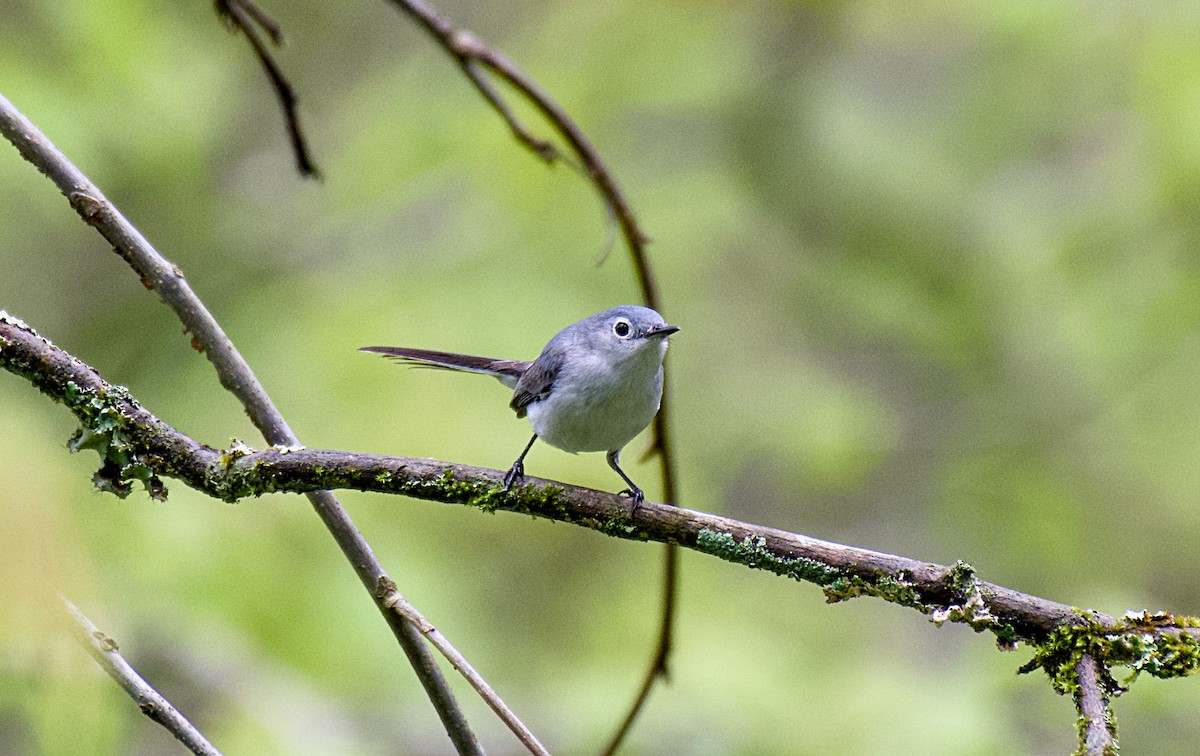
[
  {"xmin": 509, "ymin": 350, "xmax": 563, "ymax": 418},
  {"xmin": 359, "ymin": 346, "xmax": 530, "ymax": 389}
]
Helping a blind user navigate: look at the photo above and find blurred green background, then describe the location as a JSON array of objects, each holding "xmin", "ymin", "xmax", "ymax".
[{"xmin": 4, "ymin": 0, "xmax": 1200, "ymax": 753}]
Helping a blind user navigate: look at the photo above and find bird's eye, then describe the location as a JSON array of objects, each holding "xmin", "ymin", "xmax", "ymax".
[{"xmin": 613, "ymin": 319, "xmax": 632, "ymax": 338}]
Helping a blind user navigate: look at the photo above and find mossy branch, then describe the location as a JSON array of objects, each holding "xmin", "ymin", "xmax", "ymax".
[
  {"xmin": 1072, "ymin": 653, "xmax": 1119, "ymax": 756},
  {"xmin": 8, "ymin": 313, "xmax": 1200, "ymax": 667}
]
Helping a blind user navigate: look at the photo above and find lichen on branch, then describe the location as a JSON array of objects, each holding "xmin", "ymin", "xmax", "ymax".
[{"xmin": 5, "ymin": 312, "xmax": 1200, "ymax": 665}]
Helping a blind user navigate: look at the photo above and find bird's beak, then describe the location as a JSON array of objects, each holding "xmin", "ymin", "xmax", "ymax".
[{"xmin": 644, "ymin": 324, "xmax": 680, "ymax": 339}]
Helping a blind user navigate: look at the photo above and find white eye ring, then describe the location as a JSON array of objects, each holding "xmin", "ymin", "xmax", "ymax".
[{"xmin": 613, "ymin": 319, "xmax": 633, "ymax": 338}]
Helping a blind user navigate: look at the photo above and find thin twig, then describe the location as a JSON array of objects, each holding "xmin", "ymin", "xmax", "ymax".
[
  {"xmin": 8, "ymin": 316, "xmax": 1198, "ymax": 651},
  {"xmin": 1075, "ymin": 653, "xmax": 1118, "ymax": 756},
  {"xmin": 458, "ymin": 59, "xmax": 558, "ymax": 163},
  {"xmin": 383, "ymin": 4, "xmax": 677, "ymax": 745},
  {"xmin": 213, "ymin": 0, "xmax": 319, "ymax": 178},
  {"xmin": 384, "ymin": 0, "xmax": 653, "ymax": 290},
  {"xmin": 0, "ymin": 92, "xmax": 493, "ymax": 755},
  {"xmin": 382, "ymin": 582, "xmax": 550, "ymax": 756},
  {"xmin": 61, "ymin": 597, "xmax": 222, "ymax": 756}
]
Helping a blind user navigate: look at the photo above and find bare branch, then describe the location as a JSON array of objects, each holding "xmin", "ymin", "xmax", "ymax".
[
  {"xmin": 61, "ymin": 597, "xmax": 222, "ymax": 756},
  {"xmin": 1075, "ymin": 653, "xmax": 1118, "ymax": 756},
  {"xmin": 381, "ymin": 582, "xmax": 550, "ymax": 756},
  {"xmin": 0, "ymin": 93, "xmax": 489, "ymax": 754},
  {"xmin": 384, "ymin": 0, "xmax": 654, "ymax": 296},
  {"xmin": 213, "ymin": 0, "xmax": 319, "ymax": 178},
  {"xmin": 600, "ymin": 650, "xmax": 662, "ymax": 756}
]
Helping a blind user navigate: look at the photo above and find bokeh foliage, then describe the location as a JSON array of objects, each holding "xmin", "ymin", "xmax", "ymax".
[{"xmin": 4, "ymin": 0, "xmax": 1200, "ymax": 752}]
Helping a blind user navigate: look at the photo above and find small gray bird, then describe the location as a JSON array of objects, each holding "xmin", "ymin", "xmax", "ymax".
[{"xmin": 361, "ymin": 305, "xmax": 679, "ymax": 504}]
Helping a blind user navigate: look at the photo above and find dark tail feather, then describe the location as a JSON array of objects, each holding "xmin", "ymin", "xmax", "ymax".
[{"xmin": 359, "ymin": 346, "xmax": 529, "ymax": 383}]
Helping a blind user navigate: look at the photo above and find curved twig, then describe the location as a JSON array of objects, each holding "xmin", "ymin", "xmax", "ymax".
[
  {"xmin": 382, "ymin": 0, "xmax": 654, "ymax": 298},
  {"xmin": 382, "ymin": 4, "xmax": 679, "ymax": 745},
  {"xmin": 0, "ymin": 93, "xmax": 494, "ymax": 754},
  {"xmin": 62, "ymin": 597, "xmax": 222, "ymax": 756},
  {"xmin": 213, "ymin": 0, "xmax": 320, "ymax": 178}
]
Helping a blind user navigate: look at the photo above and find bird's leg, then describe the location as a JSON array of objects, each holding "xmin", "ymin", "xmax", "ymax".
[
  {"xmin": 606, "ymin": 449, "xmax": 645, "ymax": 511},
  {"xmin": 503, "ymin": 434, "xmax": 539, "ymax": 491}
]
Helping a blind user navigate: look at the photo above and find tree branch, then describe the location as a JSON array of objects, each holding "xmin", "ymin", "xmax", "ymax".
[
  {"xmin": 62, "ymin": 597, "xmax": 222, "ymax": 756},
  {"xmin": 0, "ymin": 93, "xmax": 492, "ymax": 754},
  {"xmin": 8, "ymin": 313, "xmax": 1200, "ymax": 656},
  {"xmin": 379, "ymin": 584, "xmax": 549, "ymax": 756},
  {"xmin": 13, "ymin": 314, "xmax": 1200, "ymax": 752},
  {"xmin": 1074, "ymin": 653, "xmax": 1119, "ymax": 756}
]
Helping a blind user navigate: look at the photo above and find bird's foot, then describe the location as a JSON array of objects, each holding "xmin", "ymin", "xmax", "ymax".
[
  {"xmin": 617, "ymin": 486, "xmax": 645, "ymax": 513},
  {"xmin": 502, "ymin": 460, "xmax": 525, "ymax": 492}
]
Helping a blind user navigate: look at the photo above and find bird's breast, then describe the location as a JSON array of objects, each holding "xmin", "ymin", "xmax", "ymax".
[{"xmin": 524, "ymin": 349, "xmax": 664, "ymax": 453}]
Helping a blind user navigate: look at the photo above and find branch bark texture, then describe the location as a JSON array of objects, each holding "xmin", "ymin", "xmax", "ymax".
[
  {"xmin": 4, "ymin": 313, "xmax": 1185, "ymax": 649},
  {"xmin": 1074, "ymin": 653, "xmax": 1118, "ymax": 756},
  {"xmin": 62, "ymin": 598, "xmax": 223, "ymax": 756}
]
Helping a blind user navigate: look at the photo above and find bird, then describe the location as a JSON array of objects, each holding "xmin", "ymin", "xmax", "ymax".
[{"xmin": 360, "ymin": 305, "xmax": 679, "ymax": 505}]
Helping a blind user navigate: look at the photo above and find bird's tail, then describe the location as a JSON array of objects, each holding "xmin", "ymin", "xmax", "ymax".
[{"xmin": 359, "ymin": 346, "xmax": 529, "ymax": 389}]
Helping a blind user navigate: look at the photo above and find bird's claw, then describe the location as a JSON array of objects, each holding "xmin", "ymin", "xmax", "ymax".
[
  {"xmin": 502, "ymin": 460, "xmax": 525, "ymax": 492},
  {"xmin": 617, "ymin": 487, "xmax": 645, "ymax": 513}
]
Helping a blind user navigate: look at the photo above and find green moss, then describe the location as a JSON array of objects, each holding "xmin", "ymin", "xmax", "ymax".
[
  {"xmin": 207, "ymin": 444, "xmax": 272, "ymax": 503},
  {"xmin": 1022, "ymin": 610, "xmax": 1200, "ymax": 692},
  {"xmin": 62, "ymin": 381, "xmax": 166, "ymax": 500},
  {"xmin": 1020, "ymin": 609, "xmax": 1200, "ymax": 752},
  {"xmin": 992, "ymin": 623, "xmax": 1019, "ymax": 651},
  {"xmin": 206, "ymin": 466, "xmax": 256, "ymax": 503},
  {"xmin": 391, "ymin": 468, "xmax": 566, "ymax": 517},
  {"xmin": 947, "ymin": 560, "xmax": 979, "ymax": 596},
  {"xmin": 823, "ymin": 573, "xmax": 926, "ymax": 610},
  {"xmin": 693, "ymin": 531, "xmax": 962, "ymax": 617},
  {"xmin": 694, "ymin": 533, "xmax": 1025, "ymax": 647},
  {"xmin": 928, "ymin": 561, "xmax": 1007, "ymax": 639},
  {"xmin": 487, "ymin": 480, "xmax": 566, "ymax": 516},
  {"xmin": 1072, "ymin": 712, "xmax": 1119, "ymax": 756},
  {"xmin": 467, "ymin": 483, "xmax": 511, "ymax": 513},
  {"xmin": 3, "ymin": 321, "xmax": 219, "ymax": 502},
  {"xmin": 409, "ymin": 469, "xmax": 497, "ymax": 508},
  {"xmin": 695, "ymin": 530, "xmax": 838, "ymax": 585},
  {"xmin": 1018, "ymin": 612, "xmax": 1152, "ymax": 755},
  {"xmin": 596, "ymin": 518, "xmax": 644, "ymax": 539}
]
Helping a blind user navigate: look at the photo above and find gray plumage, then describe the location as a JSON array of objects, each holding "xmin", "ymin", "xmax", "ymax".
[{"xmin": 360, "ymin": 305, "xmax": 679, "ymax": 504}]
